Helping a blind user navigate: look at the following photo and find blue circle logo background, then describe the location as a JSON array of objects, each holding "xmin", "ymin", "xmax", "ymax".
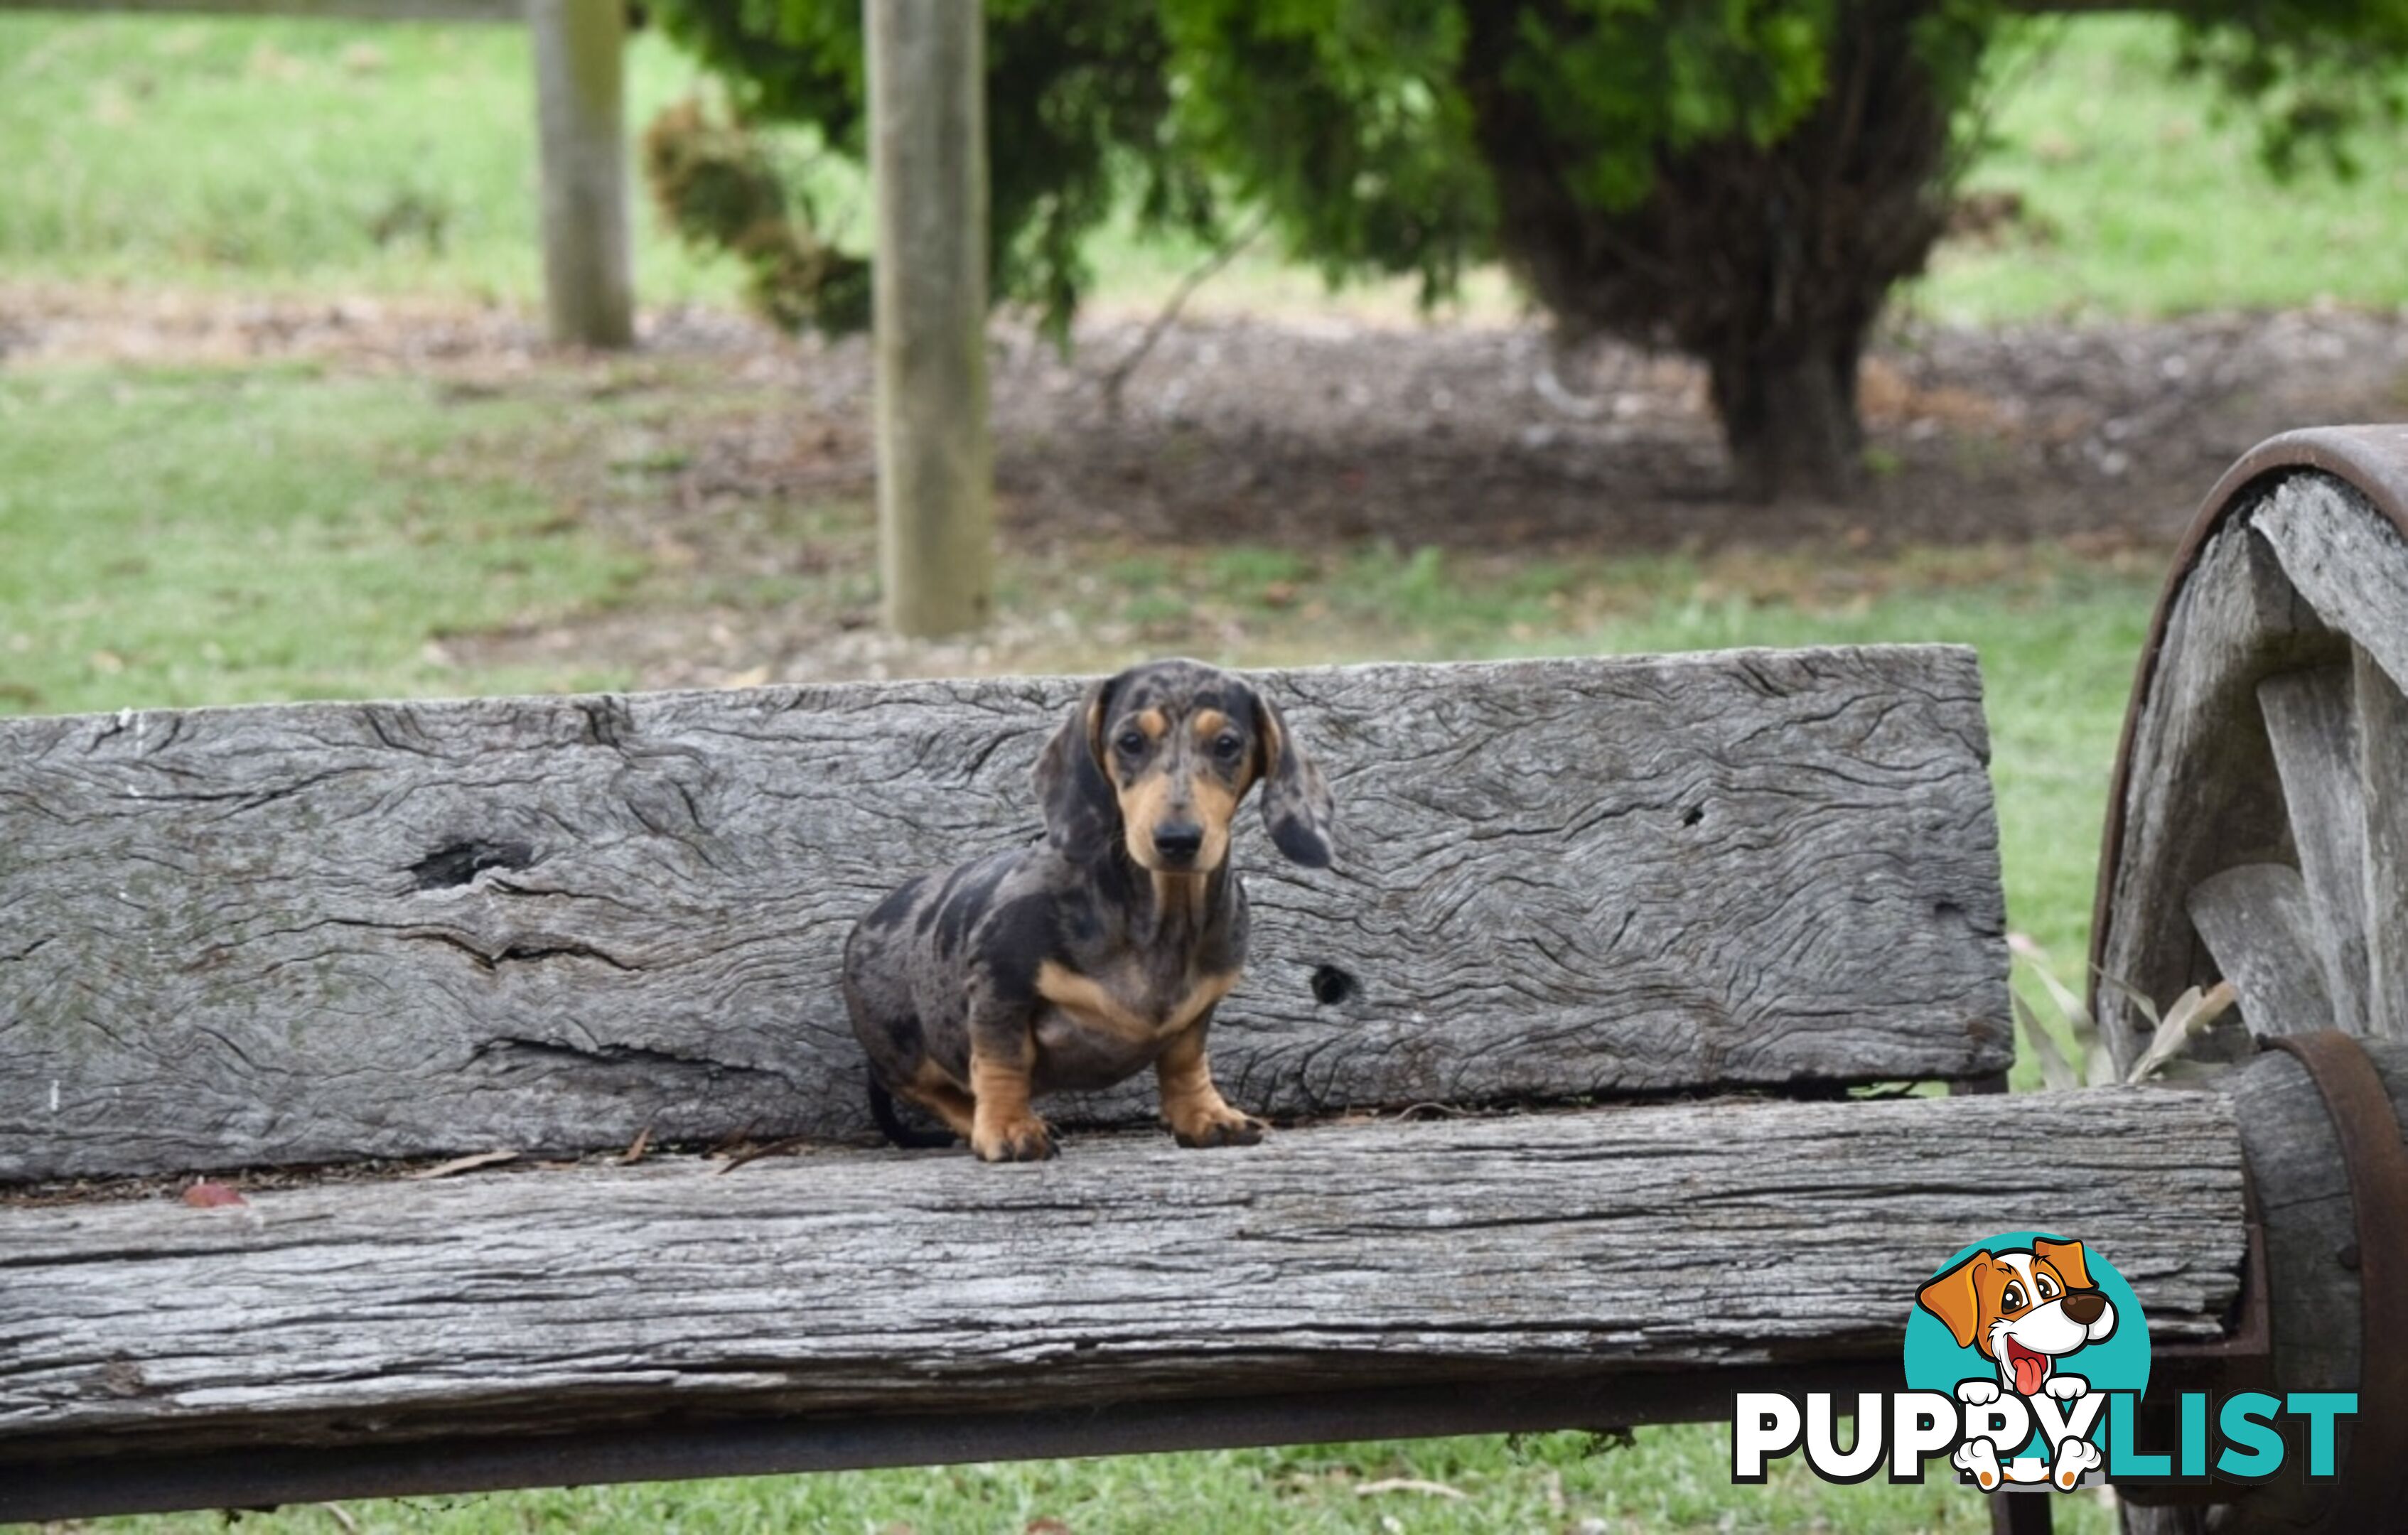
[{"xmin": 1903, "ymin": 1231, "xmax": 2150, "ymax": 1402}]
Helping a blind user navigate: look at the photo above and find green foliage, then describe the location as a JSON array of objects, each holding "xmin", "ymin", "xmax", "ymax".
[
  {"xmin": 645, "ymin": 0, "xmax": 1213, "ymax": 337},
  {"xmin": 1159, "ymin": 0, "xmax": 1489, "ymax": 301},
  {"xmin": 640, "ymin": 96, "xmax": 870, "ymax": 332},
  {"xmin": 2173, "ymin": 0, "xmax": 2408, "ymax": 176}
]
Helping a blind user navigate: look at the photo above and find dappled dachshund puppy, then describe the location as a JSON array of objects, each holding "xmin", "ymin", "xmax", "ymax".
[{"xmin": 844, "ymin": 659, "xmax": 1334, "ymax": 1162}]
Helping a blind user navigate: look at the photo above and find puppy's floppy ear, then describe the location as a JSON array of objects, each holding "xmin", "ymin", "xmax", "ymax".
[
  {"xmin": 1917, "ymin": 1252, "xmax": 1992, "ymax": 1352},
  {"xmin": 2033, "ymin": 1237, "xmax": 2094, "ymax": 1293},
  {"xmin": 1249, "ymin": 686, "xmax": 1333, "ymax": 868},
  {"xmin": 1033, "ymin": 674, "xmax": 1121, "ymax": 863}
]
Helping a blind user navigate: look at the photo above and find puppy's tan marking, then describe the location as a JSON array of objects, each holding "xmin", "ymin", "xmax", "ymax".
[
  {"xmin": 1036, "ymin": 960, "xmax": 1236, "ymax": 1043},
  {"xmin": 1156, "ymin": 1024, "xmax": 1264, "ymax": 1147},
  {"xmin": 969, "ymin": 1047, "xmax": 1052, "ymax": 1162},
  {"xmin": 1151, "ymin": 870, "xmax": 1211, "ymax": 919},
  {"xmin": 899, "ymin": 1060, "xmax": 978, "ymax": 1138},
  {"xmin": 1121, "ymin": 772, "xmax": 1178, "ymax": 865}
]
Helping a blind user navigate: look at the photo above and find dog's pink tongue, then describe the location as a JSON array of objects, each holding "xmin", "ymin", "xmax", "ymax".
[{"xmin": 2012, "ymin": 1352, "xmax": 2048, "ymax": 1395}]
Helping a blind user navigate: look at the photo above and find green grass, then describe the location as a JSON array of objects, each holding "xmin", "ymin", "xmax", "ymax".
[
  {"xmin": 1912, "ymin": 16, "xmax": 2408, "ymax": 323},
  {"xmin": 0, "ymin": 16, "xmax": 746, "ymax": 303},
  {"xmin": 0, "ymin": 365, "xmax": 641, "ymax": 716},
  {"xmin": 2, "ymin": 13, "xmax": 2401, "ymax": 322},
  {"xmin": 69, "ymin": 1431, "xmax": 2120, "ymax": 1534}
]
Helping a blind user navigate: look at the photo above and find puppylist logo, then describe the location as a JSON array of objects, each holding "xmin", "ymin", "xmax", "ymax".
[{"xmin": 1733, "ymin": 1232, "xmax": 2359, "ymax": 1496}]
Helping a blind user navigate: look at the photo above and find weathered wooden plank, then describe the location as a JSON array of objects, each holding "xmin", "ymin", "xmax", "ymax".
[
  {"xmin": 0, "ymin": 1087, "xmax": 2245, "ymax": 1475},
  {"xmin": 2256, "ymin": 667, "xmax": 2368, "ymax": 1032},
  {"xmin": 868, "ymin": 0, "xmax": 993, "ymax": 635},
  {"xmin": 2357, "ymin": 645, "xmax": 2408, "ymax": 1043},
  {"xmin": 0, "ymin": 652, "xmax": 2011, "ymax": 1183},
  {"xmin": 2188, "ymin": 863, "xmax": 2333, "ymax": 1035},
  {"xmin": 529, "ymin": 0, "xmax": 632, "ymax": 348},
  {"xmin": 0, "ymin": 0, "xmax": 519, "ymax": 18}
]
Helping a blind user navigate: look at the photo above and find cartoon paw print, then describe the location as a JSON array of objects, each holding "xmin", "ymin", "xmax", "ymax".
[
  {"xmin": 1955, "ymin": 1379, "xmax": 2001, "ymax": 1406},
  {"xmin": 2043, "ymin": 1374, "xmax": 2090, "ymax": 1401},
  {"xmin": 1953, "ymin": 1438, "xmax": 2005, "ymax": 1492},
  {"xmin": 2051, "ymin": 1436, "xmax": 2105, "ymax": 1490}
]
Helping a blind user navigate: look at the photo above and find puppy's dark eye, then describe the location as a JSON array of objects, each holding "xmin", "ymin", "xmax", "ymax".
[
  {"xmin": 1213, "ymin": 733, "xmax": 1243, "ymax": 760},
  {"xmin": 2036, "ymin": 1275, "xmax": 2059, "ymax": 1300},
  {"xmin": 2001, "ymin": 1282, "xmax": 2027, "ymax": 1311},
  {"xmin": 1115, "ymin": 731, "xmax": 1147, "ymax": 756}
]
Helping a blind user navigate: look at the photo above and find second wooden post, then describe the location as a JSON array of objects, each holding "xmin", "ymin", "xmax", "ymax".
[{"xmin": 866, "ymin": 0, "xmax": 994, "ymax": 637}]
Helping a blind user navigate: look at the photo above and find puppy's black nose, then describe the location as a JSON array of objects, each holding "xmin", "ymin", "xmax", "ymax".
[
  {"xmin": 2061, "ymin": 1291, "xmax": 2106, "ymax": 1325},
  {"xmin": 1153, "ymin": 822, "xmax": 1203, "ymax": 864}
]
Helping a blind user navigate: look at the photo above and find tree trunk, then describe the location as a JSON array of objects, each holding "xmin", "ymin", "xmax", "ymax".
[
  {"xmin": 1462, "ymin": 0, "xmax": 1961, "ymax": 506},
  {"xmin": 1713, "ymin": 341, "xmax": 1867, "ymax": 503}
]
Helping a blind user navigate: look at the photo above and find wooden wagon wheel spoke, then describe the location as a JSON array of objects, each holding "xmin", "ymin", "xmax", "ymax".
[
  {"xmin": 2186, "ymin": 861, "xmax": 2331, "ymax": 1036},
  {"xmin": 2355, "ymin": 642, "xmax": 2408, "ymax": 1040},
  {"xmin": 2252, "ymin": 666, "xmax": 2368, "ymax": 1033}
]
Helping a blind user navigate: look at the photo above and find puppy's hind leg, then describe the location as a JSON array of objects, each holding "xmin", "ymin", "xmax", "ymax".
[{"xmin": 867, "ymin": 1072, "xmax": 969, "ymax": 1149}]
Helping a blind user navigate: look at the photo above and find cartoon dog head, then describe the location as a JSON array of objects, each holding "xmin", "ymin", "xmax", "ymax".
[{"xmin": 1916, "ymin": 1237, "xmax": 2117, "ymax": 1396}]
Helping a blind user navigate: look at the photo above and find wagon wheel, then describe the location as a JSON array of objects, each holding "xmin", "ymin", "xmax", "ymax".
[
  {"xmin": 2092, "ymin": 426, "xmax": 2408, "ymax": 1535},
  {"xmin": 2095, "ymin": 425, "xmax": 2408, "ymax": 1057}
]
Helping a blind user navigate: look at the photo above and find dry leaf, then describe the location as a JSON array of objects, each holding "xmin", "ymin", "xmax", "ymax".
[
  {"xmin": 181, "ymin": 1181, "xmax": 245, "ymax": 1208},
  {"xmin": 407, "ymin": 1149, "xmax": 520, "ymax": 1180},
  {"xmin": 718, "ymin": 1136, "xmax": 807, "ymax": 1173},
  {"xmin": 1026, "ymin": 1520, "xmax": 1073, "ymax": 1535},
  {"xmin": 2014, "ymin": 991, "xmax": 2080, "ymax": 1094},
  {"xmin": 2126, "ymin": 981, "xmax": 2237, "ymax": 1084},
  {"xmin": 620, "ymin": 1121, "xmax": 655, "ymax": 1165}
]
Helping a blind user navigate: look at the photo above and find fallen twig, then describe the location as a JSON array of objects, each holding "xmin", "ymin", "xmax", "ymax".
[
  {"xmin": 1097, "ymin": 208, "xmax": 1270, "ymax": 419},
  {"xmin": 406, "ymin": 1149, "xmax": 520, "ymax": 1181}
]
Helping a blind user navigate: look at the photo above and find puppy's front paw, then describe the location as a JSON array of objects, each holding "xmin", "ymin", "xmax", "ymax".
[
  {"xmin": 1173, "ymin": 1107, "xmax": 1267, "ymax": 1149},
  {"xmin": 2044, "ymin": 1374, "xmax": 2089, "ymax": 1401},
  {"xmin": 972, "ymin": 1115, "xmax": 1055, "ymax": 1163},
  {"xmin": 1956, "ymin": 1379, "xmax": 2001, "ymax": 1406}
]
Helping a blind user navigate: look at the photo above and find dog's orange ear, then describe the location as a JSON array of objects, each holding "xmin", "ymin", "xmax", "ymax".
[
  {"xmin": 1918, "ymin": 1253, "xmax": 1992, "ymax": 1351},
  {"xmin": 2033, "ymin": 1237, "xmax": 2094, "ymax": 1292}
]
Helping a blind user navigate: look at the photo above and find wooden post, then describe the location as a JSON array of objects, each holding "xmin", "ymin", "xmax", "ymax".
[
  {"xmin": 866, "ymin": 0, "xmax": 994, "ymax": 637},
  {"xmin": 529, "ymin": 0, "xmax": 633, "ymax": 348}
]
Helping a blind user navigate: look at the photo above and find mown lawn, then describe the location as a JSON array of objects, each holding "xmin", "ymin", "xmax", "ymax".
[{"xmin": 0, "ymin": 359, "xmax": 2149, "ymax": 1534}]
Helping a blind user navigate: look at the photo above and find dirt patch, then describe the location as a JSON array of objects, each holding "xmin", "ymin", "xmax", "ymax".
[
  {"xmin": 11, "ymin": 280, "xmax": 2404, "ymax": 549},
  {"xmin": 9, "ymin": 280, "xmax": 2407, "ymax": 684}
]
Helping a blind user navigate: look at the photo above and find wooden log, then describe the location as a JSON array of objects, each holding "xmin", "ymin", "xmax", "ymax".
[
  {"xmin": 530, "ymin": 0, "xmax": 633, "ymax": 349},
  {"xmin": 0, "ymin": 652, "xmax": 2011, "ymax": 1183},
  {"xmin": 0, "ymin": 0, "xmax": 517, "ymax": 17},
  {"xmin": 2187, "ymin": 863, "xmax": 2331, "ymax": 1035},
  {"xmin": 0, "ymin": 1085, "xmax": 2247, "ymax": 1499},
  {"xmin": 866, "ymin": 0, "xmax": 994, "ymax": 636},
  {"xmin": 2255, "ymin": 667, "xmax": 2367, "ymax": 1033},
  {"xmin": 2356, "ymin": 645, "xmax": 2408, "ymax": 1043}
]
